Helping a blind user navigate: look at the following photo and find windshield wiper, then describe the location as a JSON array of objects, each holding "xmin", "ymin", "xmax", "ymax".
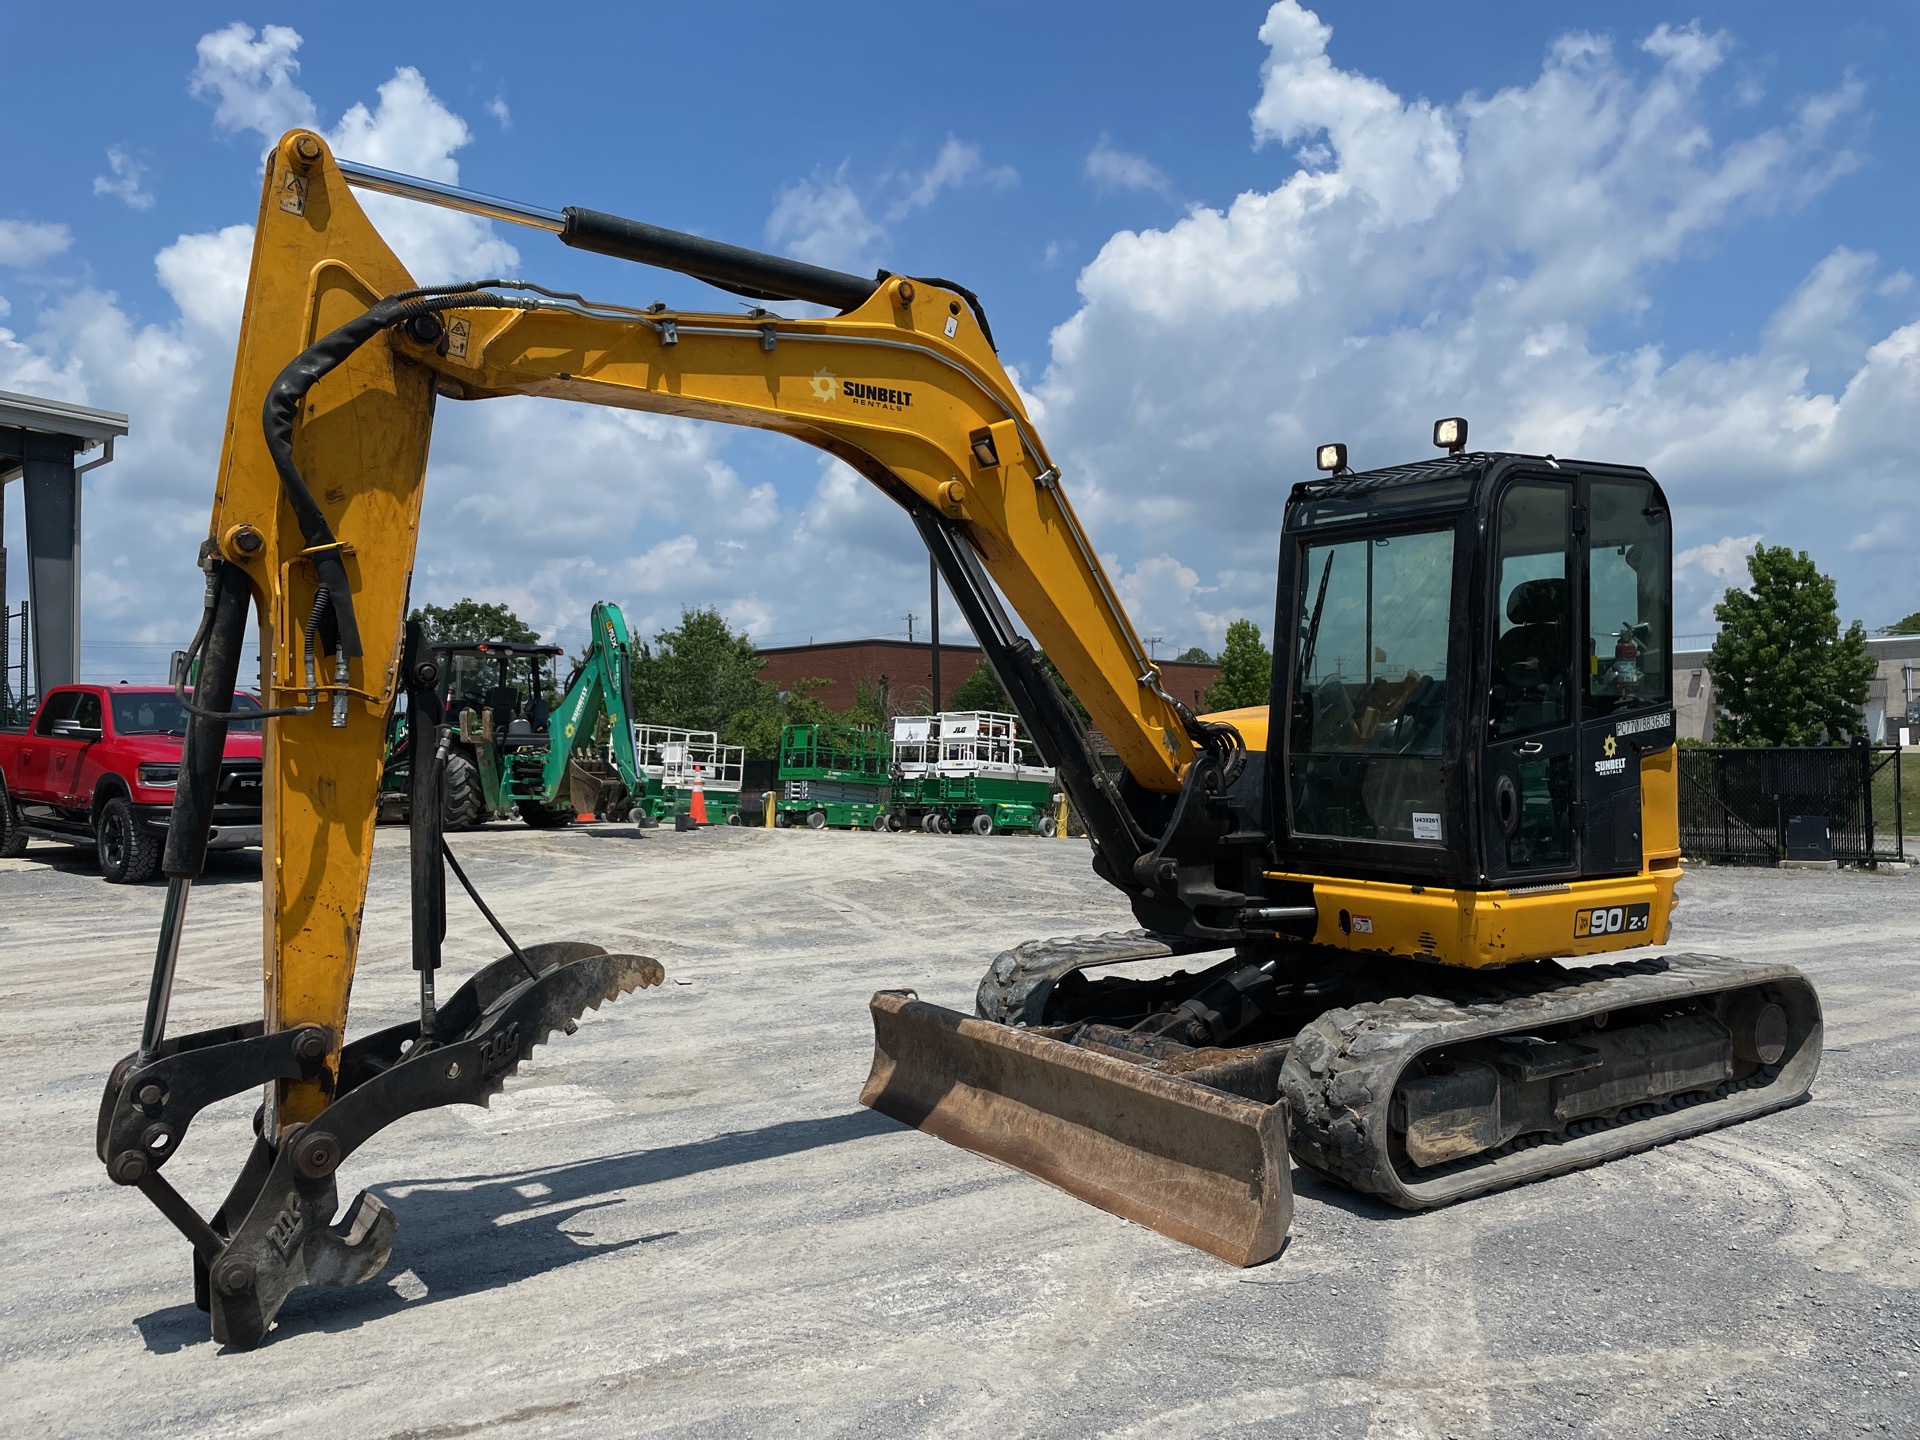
[{"xmin": 1298, "ymin": 551, "xmax": 1336, "ymax": 689}]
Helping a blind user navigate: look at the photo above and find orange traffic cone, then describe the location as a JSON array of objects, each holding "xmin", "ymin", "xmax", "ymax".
[{"xmin": 688, "ymin": 765, "xmax": 710, "ymax": 826}]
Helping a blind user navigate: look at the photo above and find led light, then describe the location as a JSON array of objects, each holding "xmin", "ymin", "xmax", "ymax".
[
  {"xmin": 1433, "ymin": 416, "xmax": 1468, "ymax": 453},
  {"xmin": 138, "ymin": 764, "xmax": 180, "ymax": 788},
  {"xmin": 969, "ymin": 432, "xmax": 1000, "ymax": 468},
  {"xmin": 1315, "ymin": 442, "xmax": 1347, "ymax": 473}
]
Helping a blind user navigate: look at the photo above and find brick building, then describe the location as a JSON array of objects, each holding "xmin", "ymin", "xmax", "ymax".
[{"xmin": 755, "ymin": 637, "xmax": 1224, "ymax": 715}]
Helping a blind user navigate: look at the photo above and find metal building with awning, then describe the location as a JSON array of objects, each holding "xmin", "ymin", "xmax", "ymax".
[{"xmin": 0, "ymin": 389, "xmax": 129, "ymax": 711}]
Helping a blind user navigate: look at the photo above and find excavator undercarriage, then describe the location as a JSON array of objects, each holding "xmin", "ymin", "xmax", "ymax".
[{"xmin": 864, "ymin": 933, "xmax": 1820, "ymax": 1264}]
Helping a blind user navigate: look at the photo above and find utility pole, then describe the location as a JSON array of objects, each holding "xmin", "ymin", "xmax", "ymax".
[
  {"xmin": 1147, "ymin": 635, "xmax": 1163, "ymax": 661},
  {"xmin": 929, "ymin": 555, "xmax": 942, "ymax": 712},
  {"xmin": 906, "ymin": 612, "xmax": 915, "ymax": 644}
]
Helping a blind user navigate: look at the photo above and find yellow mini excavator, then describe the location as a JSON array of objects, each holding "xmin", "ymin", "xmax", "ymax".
[{"xmin": 96, "ymin": 132, "xmax": 1821, "ymax": 1347}]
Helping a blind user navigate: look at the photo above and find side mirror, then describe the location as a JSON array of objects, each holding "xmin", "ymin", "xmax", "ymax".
[{"xmin": 51, "ymin": 718, "xmax": 102, "ymax": 741}]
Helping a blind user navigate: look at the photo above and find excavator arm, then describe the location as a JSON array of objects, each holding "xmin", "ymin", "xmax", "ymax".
[{"xmin": 95, "ymin": 131, "xmax": 1260, "ymax": 1345}]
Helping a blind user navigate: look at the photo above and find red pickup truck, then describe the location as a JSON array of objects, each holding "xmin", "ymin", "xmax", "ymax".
[{"xmin": 0, "ymin": 684, "xmax": 264, "ymax": 882}]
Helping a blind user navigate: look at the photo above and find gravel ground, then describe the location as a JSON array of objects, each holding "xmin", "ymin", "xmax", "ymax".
[{"xmin": 1, "ymin": 827, "xmax": 1915, "ymax": 1439}]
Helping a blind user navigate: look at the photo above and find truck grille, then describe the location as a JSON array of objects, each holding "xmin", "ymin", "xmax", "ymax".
[{"xmin": 217, "ymin": 760, "xmax": 264, "ymax": 808}]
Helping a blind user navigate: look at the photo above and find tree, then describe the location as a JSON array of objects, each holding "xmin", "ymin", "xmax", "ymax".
[
  {"xmin": 1707, "ymin": 545, "xmax": 1876, "ymax": 745},
  {"xmin": 1175, "ymin": 645, "xmax": 1215, "ymax": 664},
  {"xmin": 950, "ymin": 660, "xmax": 1012, "ymax": 712},
  {"xmin": 1205, "ymin": 619, "xmax": 1273, "ymax": 710},
  {"xmin": 410, "ymin": 598, "xmax": 540, "ymax": 645},
  {"xmin": 630, "ymin": 607, "xmax": 779, "ymax": 745},
  {"xmin": 1882, "ymin": 611, "xmax": 1920, "ymax": 636}
]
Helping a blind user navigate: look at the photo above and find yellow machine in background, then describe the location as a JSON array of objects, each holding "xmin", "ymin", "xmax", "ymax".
[{"xmin": 95, "ymin": 133, "xmax": 1820, "ymax": 1346}]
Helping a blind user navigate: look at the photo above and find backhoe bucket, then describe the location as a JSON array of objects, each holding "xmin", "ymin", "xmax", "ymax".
[{"xmin": 860, "ymin": 991, "xmax": 1291, "ymax": 1266}]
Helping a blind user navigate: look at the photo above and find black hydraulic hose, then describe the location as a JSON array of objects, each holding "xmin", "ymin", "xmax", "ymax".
[
  {"xmin": 260, "ymin": 281, "xmax": 537, "ymax": 665},
  {"xmin": 164, "ymin": 558, "xmax": 252, "ymax": 879},
  {"xmin": 440, "ymin": 839, "xmax": 540, "ymax": 983}
]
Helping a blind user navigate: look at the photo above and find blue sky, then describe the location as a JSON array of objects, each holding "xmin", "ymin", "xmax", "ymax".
[{"xmin": 3, "ymin": 2, "xmax": 1917, "ymax": 676}]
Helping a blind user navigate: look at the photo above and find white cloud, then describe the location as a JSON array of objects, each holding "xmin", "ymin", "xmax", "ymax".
[
  {"xmin": 325, "ymin": 67, "xmax": 519, "ymax": 280},
  {"xmin": 1676, "ymin": 534, "xmax": 1762, "ymax": 582},
  {"xmin": 0, "ymin": 220, "xmax": 74, "ymax": 267},
  {"xmin": 1034, "ymin": 2, "xmax": 1904, "ymax": 650},
  {"xmin": 93, "ymin": 148, "xmax": 155, "ymax": 211},
  {"xmin": 886, "ymin": 137, "xmax": 1017, "ymax": 222},
  {"xmin": 768, "ymin": 138, "xmax": 1016, "ymax": 273},
  {"xmin": 767, "ymin": 165, "xmax": 885, "ymax": 272},
  {"xmin": 486, "ymin": 95, "xmax": 511, "ymax": 130},
  {"xmin": 189, "ymin": 23, "xmax": 318, "ymax": 145},
  {"xmin": 153, "ymin": 225, "xmax": 255, "ymax": 337},
  {"xmin": 1085, "ymin": 138, "xmax": 1173, "ymax": 196}
]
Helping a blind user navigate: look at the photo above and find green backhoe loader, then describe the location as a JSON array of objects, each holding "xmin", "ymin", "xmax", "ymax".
[{"xmin": 382, "ymin": 602, "xmax": 642, "ymax": 829}]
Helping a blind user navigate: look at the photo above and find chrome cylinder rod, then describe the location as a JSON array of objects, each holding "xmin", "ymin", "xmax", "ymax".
[
  {"xmin": 139, "ymin": 876, "xmax": 193, "ymax": 1058},
  {"xmin": 336, "ymin": 158, "xmax": 565, "ymax": 233}
]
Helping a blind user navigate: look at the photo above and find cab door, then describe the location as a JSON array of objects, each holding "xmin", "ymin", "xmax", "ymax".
[
  {"xmin": 46, "ymin": 690, "xmax": 103, "ymax": 806},
  {"xmin": 1577, "ymin": 473, "xmax": 1673, "ymax": 878},
  {"xmin": 12, "ymin": 691, "xmax": 79, "ymax": 801},
  {"xmin": 1481, "ymin": 477, "xmax": 1579, "ymax": 882}
]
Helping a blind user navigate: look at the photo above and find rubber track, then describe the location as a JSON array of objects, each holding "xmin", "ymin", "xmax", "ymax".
[
  {"xmin": 1280, "ymin": 951, "xmax": 1822, "ymax": 1210},
  {"xmin": 976, "ymin": 929, "xmax": 1209, "ymax": 1026}
]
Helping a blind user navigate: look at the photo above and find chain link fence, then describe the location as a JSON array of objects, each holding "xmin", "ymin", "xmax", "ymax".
[{"xmin": 1678, "ymin": 743, "xmax": 1906, "ymax": 866}]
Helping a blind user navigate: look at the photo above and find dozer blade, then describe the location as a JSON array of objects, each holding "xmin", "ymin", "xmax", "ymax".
[{"xmin": 860, "ymin": 991, "xmax": 1291, "ymax": 1266}]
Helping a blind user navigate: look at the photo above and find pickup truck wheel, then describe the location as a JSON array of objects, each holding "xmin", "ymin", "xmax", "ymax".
[
  {"xmin": 440, "ymin": 751, "xmax": 485, "ymax": 830},
  {"xmin": 98, "ymin": 795, "xmax": 161, "ymax": 884},
  {"xmin": 0, "ymin": 785, "xmax": 27, "ymax": 858}
]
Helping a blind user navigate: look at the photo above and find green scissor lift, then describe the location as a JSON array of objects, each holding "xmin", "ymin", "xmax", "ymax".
[
  {"xmin": 630, "ymin": 725, "xmax": 747, "ymax": 826},
  {"xmin": 885, "ymin": 711, "xmax": 1059, "ymax": 835},
  {"xmin": 776, "ymin": 722, "xmax": 890, "ymax": 829}
]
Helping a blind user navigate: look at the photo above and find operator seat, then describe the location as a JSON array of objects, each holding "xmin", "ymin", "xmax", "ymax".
[
  {"xmin": 1494, "ymin": 578, "xmax": 1570, "ymax": 729},
  {"xmin": 485, "ymin": 684, "xmax": 520, "ymax": 726}
]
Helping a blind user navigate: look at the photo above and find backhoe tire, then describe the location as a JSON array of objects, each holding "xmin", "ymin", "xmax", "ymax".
[
  {"xmin": 440, "ymin": 751, "xmax": 485, "ymax": 831},
  {"xmin": 518, "ymin": 799, "xmax": 574, "ymax": 829},
  {"xmin": 98, "ymin": 795, "xmax": 161, "ymax": 884},
  {"xmin": 0, "ymin": 783, "xmax": 27, "ymax": 858}
]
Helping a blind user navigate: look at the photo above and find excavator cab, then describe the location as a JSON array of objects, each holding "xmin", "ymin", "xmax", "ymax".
[{"xmin": 1275, "ymin": 451, "xmax": 1675, "ymax": 894}]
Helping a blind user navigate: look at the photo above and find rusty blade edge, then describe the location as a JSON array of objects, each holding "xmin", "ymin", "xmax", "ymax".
[{"xmin": 860, "ymin": 991, "xmax": 1291, "ymax": 1267}]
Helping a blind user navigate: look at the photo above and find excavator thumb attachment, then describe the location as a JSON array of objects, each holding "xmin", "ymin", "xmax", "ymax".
[
  {"xmin": 100, "ymin": 942, "xmax": 662, "ymax": 1349},
  {"xmin": 860, "ymin": 991, "xmax": 1291, "ymax": 1266}
]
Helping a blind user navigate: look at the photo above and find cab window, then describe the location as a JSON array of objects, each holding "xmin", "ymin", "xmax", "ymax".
[
  {"xmin": 1288, "ymin": 526, "xmax": 1454, "ymax": 846},
  {"xmin": 1587, "ymin": 479, "xmax": 1671, "ymax": 714},
  {"xmin": 33, "ymin": 691, "xmax": 80, "ymax": 735},
  {"xmin": 1490, "ymin": 482, "xmax": 1572, "ymax": 737}
]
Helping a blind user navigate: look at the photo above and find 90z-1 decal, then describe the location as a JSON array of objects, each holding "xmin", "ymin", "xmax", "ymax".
[{"xmin": 1575, "ymin": 903, "xmax": 1651, "ymax": 938}]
